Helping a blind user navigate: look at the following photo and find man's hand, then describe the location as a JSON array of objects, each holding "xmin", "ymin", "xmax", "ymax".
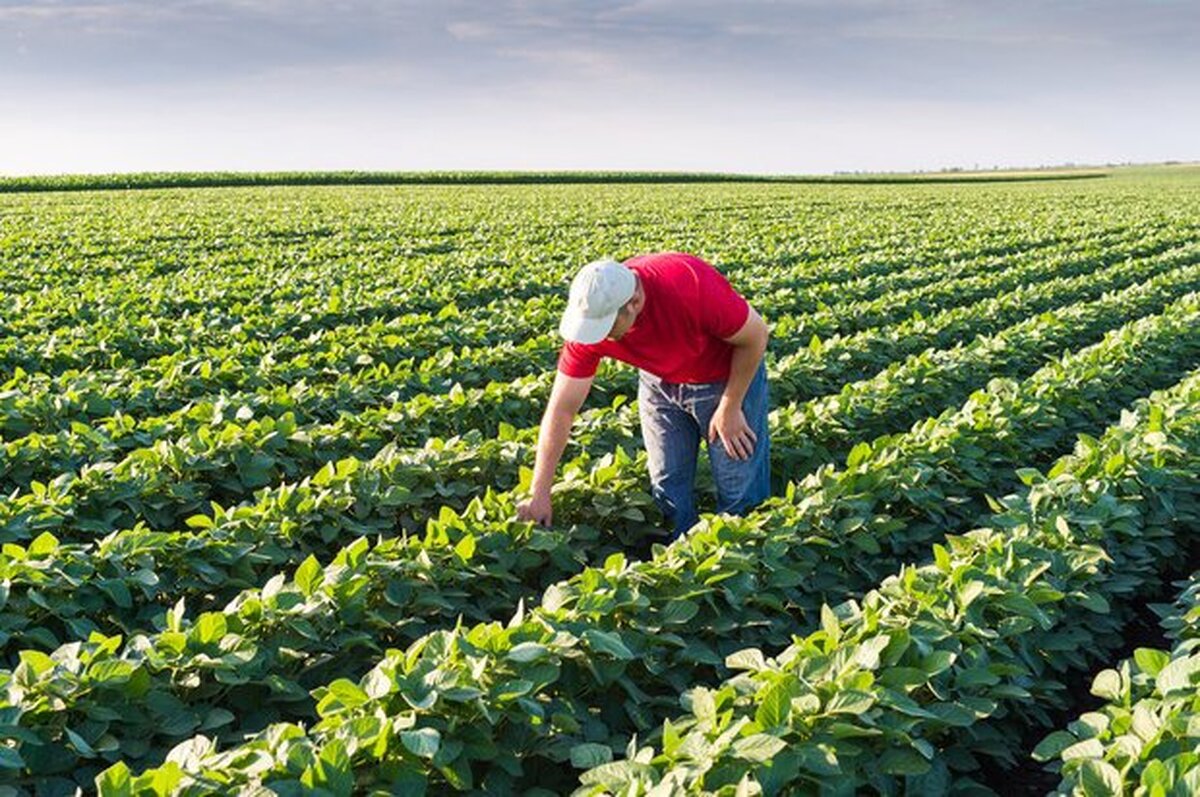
[
  {"xmin": 517, "ymin": 492, "xmax": 554, "ymax": 527},
  {"xmin": 708, "ymin": 399, "xmax": 757, "ymax": 461},
  {"xmin": 519, "ymin": 371, "xmax": 592, "ymax": 530}
]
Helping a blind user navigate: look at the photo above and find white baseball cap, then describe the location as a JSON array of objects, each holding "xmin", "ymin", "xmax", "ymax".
[{"xmin": 558, "ymin": 258, "xmax": 637, "ymax": 344}]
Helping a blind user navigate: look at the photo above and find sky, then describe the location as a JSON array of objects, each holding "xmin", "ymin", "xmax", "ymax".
[{"xmin": 1, "ymin": 0, "xmax": 1197, "ymax": 175}]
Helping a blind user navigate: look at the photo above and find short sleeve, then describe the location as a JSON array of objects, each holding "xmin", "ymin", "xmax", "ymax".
[
  {"xmin": 696, "ymin": 261, "xmax": 750, "ymax": 339},
  {"xmin": 557, "ymin": 341, "xmax": 603, "ymax": 378}
]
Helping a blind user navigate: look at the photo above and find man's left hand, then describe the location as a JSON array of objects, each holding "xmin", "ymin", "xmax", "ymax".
[{"xmin": 709, "ymin": 400, "xmax": 757, "ymax": 461}]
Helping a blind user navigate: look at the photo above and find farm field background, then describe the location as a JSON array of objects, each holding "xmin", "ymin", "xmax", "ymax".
[{"xmin": 2, "ymin": 165, "xmax": 1200, "ymax": 795}]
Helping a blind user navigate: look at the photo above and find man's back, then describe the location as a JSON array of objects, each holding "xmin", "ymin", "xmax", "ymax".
[{"xmin": 557, "ymin": 251, "xmax": 749, "ymax": 383}]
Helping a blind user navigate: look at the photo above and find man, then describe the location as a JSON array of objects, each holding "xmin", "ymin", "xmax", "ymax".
[{"xmin": 516, "ymin": 251, "xmax": 770, "ymax": 539}]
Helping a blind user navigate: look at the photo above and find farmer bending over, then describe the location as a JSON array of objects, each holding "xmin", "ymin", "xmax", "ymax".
[{"xmin": 517, "ymin": 252, "xmax": 771, "ymax": 539}]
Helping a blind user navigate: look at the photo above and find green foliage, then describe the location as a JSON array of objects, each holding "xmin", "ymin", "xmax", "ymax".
[
  {"xmin": 87, "ymin": 304, "xmax": 1200, "ymax": 792},
  {"xmin": 1038, "ymin": 569, "xmax": 1200, "ymax": 796},
  {"xmin": 0, "ymin": 175, "xmax": 1198, "ymax": 794},
  {"xmin": 575, "ymin": 369, "xmax": 1200, "ymax": 794}
]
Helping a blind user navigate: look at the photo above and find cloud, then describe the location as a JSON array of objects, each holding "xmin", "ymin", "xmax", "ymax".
[
  {"xmin": 0, "ymin": 0, "xmax": 1196, "ymax": 174},
  {"xmin": 494, "ymin": 45, "xmax": 630, "ymax": 81},
  {"xmin": 4, "ymin": 0, "xmax": 1188, "ymax": 95},
  {"xmin": 446, "ymin": 20, "xmax": 494, "ymax": 41}
]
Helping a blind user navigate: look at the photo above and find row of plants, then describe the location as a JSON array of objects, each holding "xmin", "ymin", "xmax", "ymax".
[
  {"xmin": 5, "ymin": 291, "xmax": 1199, "ymax": 793},
  {"xmin": 1035, "ymin": 570, "xmax": 1200, "ymax": 795}
]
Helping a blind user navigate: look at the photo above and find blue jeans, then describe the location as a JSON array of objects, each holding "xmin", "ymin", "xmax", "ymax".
[{"xmin": 638, "ymin": 360, "xmax": 771, "ymax": 539}]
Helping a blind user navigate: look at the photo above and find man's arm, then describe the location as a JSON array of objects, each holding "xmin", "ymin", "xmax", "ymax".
[
  {"xmin": 516, "ymin": 370, "xmax": 594, "ymax": 526},
  {"xmin": 709, "ymin": 306, "xmax": 769, "ymax": 461}
]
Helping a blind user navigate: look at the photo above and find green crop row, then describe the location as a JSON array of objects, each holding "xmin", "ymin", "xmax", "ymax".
[{"xmin": 1034, "ymin": 570, "xmax": 1200, "ymax": 796}]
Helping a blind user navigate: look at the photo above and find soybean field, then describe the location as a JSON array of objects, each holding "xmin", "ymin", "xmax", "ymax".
[{"xmin": 2, "ymin": 166, "xmax": 1200, "ymax": 796}]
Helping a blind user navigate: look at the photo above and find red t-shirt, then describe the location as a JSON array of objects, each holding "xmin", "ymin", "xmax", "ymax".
[{"xmin": 557, "ymin": 252, "xmax": 750, "ymax": 383}]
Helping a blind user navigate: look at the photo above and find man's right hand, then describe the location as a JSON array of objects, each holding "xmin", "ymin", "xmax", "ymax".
[
  {"xmin": 518, "ymin": 371, "xmax": 592, "ymax": 530},
  {"xmin": 517, "ymin": 493, "xmax": 554, "ymax": 527}
]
